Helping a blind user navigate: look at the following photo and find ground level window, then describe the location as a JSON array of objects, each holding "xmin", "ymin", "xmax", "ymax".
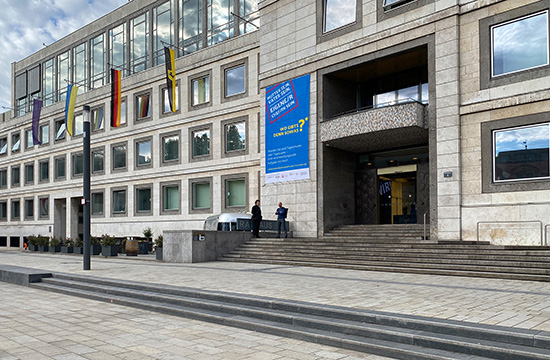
[
  {"xmin": 493, "ymin": 123, "xmax": 550, "ymax": 182},
  {"xmin": 193, "ymin": 182, "xmax": 210, "ymax": 209},
  {"xmin": 225, "ymin": 178, "xmax": 246, "ymax": 208}
]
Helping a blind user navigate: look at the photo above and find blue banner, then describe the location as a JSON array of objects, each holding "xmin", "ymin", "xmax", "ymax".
[{"xmin": 265, "ymin": 74, "xmax": 310, "ymax": 183}]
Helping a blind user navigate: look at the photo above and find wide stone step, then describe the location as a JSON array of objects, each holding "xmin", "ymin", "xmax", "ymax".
[{"xmin": 23, "ymin": 273, "xmax": 550, "ymax": 360}]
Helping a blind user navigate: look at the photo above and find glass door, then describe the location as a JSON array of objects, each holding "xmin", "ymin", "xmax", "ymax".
[{"xmin": 378, "ymin": 172, "xmax": 417, "ymax": 224}]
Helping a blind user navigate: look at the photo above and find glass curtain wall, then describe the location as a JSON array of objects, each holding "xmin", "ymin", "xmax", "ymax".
[
  {"xmin": 180, "ymin": 0, "xmax": 202, "ymax": 55},
  {"xmin": 42, "ymin": 59, "xmax": 55, "ymax": 106},
  {"xmin": 73, "ymin": 43, "xmax": 87, "ymax": 92},
  {"xmin": 110, "ymin": 23, "xmax": 127, "ymax": 77},
  {"xmin": 91, "ymin": 34, "xmax": 106, "ymax": 88},
  {"xmin": 207, "ymin": 0, "xmax": 233, "ymax": 46},
  {"xmin": 130, "ymin": 13, "xmax": 150, "ymax": 73},
  {"xmin": 239, "ymin": 0, "xmax": 259, "ymax": 34},
  {"xmin": 153, "ymin": 0, "xmax": 175, "ymax": 66},
  {"xmin": 57, "ymin": 51, "xmax": 70, "ymax": 101}
]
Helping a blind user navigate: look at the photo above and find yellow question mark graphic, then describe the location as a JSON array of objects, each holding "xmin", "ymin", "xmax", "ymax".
[{"xmin": 298, "ymin": 118, "xmax": 306, "ymax": 131}]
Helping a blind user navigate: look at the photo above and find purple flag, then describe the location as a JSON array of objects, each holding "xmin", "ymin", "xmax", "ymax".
[{"xmin": 32, "ymin": 99, "xmax": 42, "ymax": 145}]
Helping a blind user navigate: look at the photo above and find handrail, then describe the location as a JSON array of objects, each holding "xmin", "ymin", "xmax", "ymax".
[
  {"xmin": 476, "ymin": 221, "xmax": 543, "ymax": 245},
  {"xmin": 423, "ymin": 211, "xmax": 428, "ymax": 240},
  {"xmin": 322, "ymin": 99, "xmax": 427, "ymax": 122},
  {"xmin": 545, "ymin": 225, "xmax": 550, "ymax": 246}
]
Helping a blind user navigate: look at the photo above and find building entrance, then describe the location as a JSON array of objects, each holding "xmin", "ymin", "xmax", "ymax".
[{"xmin": 378, "ymin": 169, "xmax": 417, "ymax": 224}]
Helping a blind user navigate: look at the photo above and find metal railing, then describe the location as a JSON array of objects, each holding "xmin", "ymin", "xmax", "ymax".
[
  {"xmin": 423, "ymin": 211, "xmax": 428, "ymax": 240},
  {"xmin": 476, "ymin": 221, "xmax": 543, "ymax": 245}
]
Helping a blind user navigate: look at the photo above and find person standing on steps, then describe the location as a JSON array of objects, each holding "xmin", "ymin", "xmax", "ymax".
[
  {"xmin": 251, "ymin": 199, "xmax": 262, "ymax": 238},
  {"xmin": 275, "ymin": 202, "xmax": 288, "ymax": 238}
]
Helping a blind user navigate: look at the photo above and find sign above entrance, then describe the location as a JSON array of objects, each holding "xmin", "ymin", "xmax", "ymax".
[{"xmin": 265, "ymin": 74, "xmax": 310, "ymax": 183}]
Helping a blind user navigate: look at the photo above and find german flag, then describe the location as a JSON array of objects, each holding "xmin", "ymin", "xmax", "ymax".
[
  {"xmin": 164, "ymin": 46, "xmax": 176, "ymax": 113},
  {"xmin": 111, "ymin": 69, "xmax": 121, "ymax": 127}
]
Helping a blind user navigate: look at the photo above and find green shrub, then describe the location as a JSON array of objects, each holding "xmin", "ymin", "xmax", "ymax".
[
  {"xmin": 155, "ymin": 235, "xmax": 163, "ymax": 248},
  {"xmin": 63, "ymin": 238, "xmax": 75, "ymax": 247},
  {"xmin": 143, "ymin": 227, "xmax": 153, "ymax": 238},
  {"xmin": 50, "ymin": 237, "xmax": 60, "ymax": 247},
  {"xmin": 100, "ymin": 234, "xmax": 116, "ymax": 246},
  {"xmin": 74, "ymin": 237, "xmax": 83, "ymax": 247}
]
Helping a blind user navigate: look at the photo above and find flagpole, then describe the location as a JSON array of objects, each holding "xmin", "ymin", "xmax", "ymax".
[{"xmin": 83, "ymin": 105, "xmax": 91, "ymax": 270}]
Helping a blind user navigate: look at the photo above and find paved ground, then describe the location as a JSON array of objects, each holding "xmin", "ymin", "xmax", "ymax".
[{"xmin": 2, "ymin": 250, "xmax": 550, "ymax": 359}]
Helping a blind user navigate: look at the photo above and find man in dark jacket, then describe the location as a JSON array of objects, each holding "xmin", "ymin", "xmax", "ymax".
[{"xmin": 251, "ymin": 200, "xmax": 262, "ymax": 238}]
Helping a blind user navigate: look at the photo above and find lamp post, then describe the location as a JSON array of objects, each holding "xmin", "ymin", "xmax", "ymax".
[{"xmin": 83, "ymin": 105, "xmax": 91, "ymax": 270}]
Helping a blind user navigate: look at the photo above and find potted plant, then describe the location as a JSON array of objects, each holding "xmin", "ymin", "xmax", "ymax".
[
  {"xmin": 73, "ymin": 237, "xmax": 83, "ymax": 254},
  {"xmin": 28, "ymin": 235, "xmax": 38, "ymax": 251},
  {"xmin": 155, "ymin": 235, "xmax": 163, "ymax": 261},
  {"xmin": 61, "ymin": 238, "xmax": 74, "ymax": 253},
  {"xmin": 49, "ymin": 237, "xmax": 61, "ymax": 253},
  {"xmin": 37, "ymin": 235, "xmax": 49, "ymax": 252},
  {"xmin": 100, "ymin": 234, "xmax": 117, "ymax": 257},
  {"xmin": 90, "ymin": 236, "xmax": 101, "ymax": 255},
  {"xmin": 141, "ymin": 227, "xmax": 153, "ymax": 254}
]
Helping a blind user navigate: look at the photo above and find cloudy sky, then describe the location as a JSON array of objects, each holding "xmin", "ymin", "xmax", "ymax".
[{"xmin": 0, "ymin": 0, "xmax": 128, "ymax": 110}]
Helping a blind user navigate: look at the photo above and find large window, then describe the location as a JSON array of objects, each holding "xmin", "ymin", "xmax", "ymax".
[
  {"xmin": 39, "ymin": 197, "xmax": 49, "ymax": 219},
  {"xmin": 92, "ymin": 149, "xmax": 104, "ymax": 174},
  {"xmin": 92, "ymin": 107, "xmax": 104, "ymax": 131},
  {"xmin": 91, "ymin": 34, "xmax": 106, "ymax": 88},
  {"xmin": 136, "ymin": 138, "xmax": 152, "ymax": 167},
  {"xmin": 493, "ymin": 123, "xmax": 550, "ymax": 182},
  {"xmin": 207, "ymin": 0, "xmax": 234, "ymax": 46},
  {"xmin": 74, "ymin": 114, "xmax": 84, "ymax": 136},
  {"xmin": 162, "ymin": 85, "xmax": 179, "ymax": 113},
  {"xmin": 43, "ymin": 58, "xmax": 55, "ymax": 106},
  {"xmin": 492, "ymin": 11, "xmax": 549, "ymax": 77},
  {"xmin": 113, "ymin": 144, "xmax": 127, "ymax": 171},
  {"xmin": 55, "ymin": 156, "xmax": 66, "ymax": 180},
  {"xmin": 130, "ymin": 13, "xmax": 150, "ymax": 73},
  {"xmin": 11, "ymin": 166, "xmax": 20, "ymax": 187},
  {"xmin": 153, "ymin": 0, "xmax": 175, "ymax": 66},
  {"xmin": 25, "ymin": 163, "xmax": 34, "ymax": 184},
  {"xmin": 324, "ymin": 0, "xmax": 356, "ymax": 32},
  {"xmin": 192, "ymin": 74, "xmax": 210, "ymax": 106},
  {"xmin": 11, "ymin": 199, "xmax": 20, "ymax": 221},
  {"xmin": 73, "ymin": 42, "xmax": 87, "ymax": 90},
  {"xmin": 224, "ymin": 64, "xmax": 245, "ymax": 98},
  {"xmin": 0, "ymin": 201, "xmax": 7, "ymax": 221},
  {"xmin": 92, "ymin": 192, "xmax": 104, "ymax": 215},
  {"xmin": 225, "ymin": 177, "xmax": 246, "ymax": 208},
  {"xmin": 11, "ymin": 133, "xmax": 20, "ymax": 153},
  {"xmin": 25, "ymin": 198, "xmax": 33, "ymax": 220},
  {"xmin": 224, "ymin": 120, "xmax": 246, "ymax": 153},
  {"xmin": 57, "ymin": 50, "xmax": 70, "ymax": 102},
  {"xmin": 72, "ymin": 153, "xmax": 83, "ymax": 177},
  {"xmin": 162, "ymin": 133, "xmax": 179, "ymax": 163},
  {"xmin": 39, "ymin": 160, "xmax": 49, "ymax": 182},
  {"xmin": 110, "ymin": 24, "xmax": 127, "ymax": 77},
  {"xmin": 136, "ymin": 92, "xmax": 151, "ymax": 120},
  {"xmin": 192, "ymin": 180, "xmax": 211, "ymax": 210},
  {"xmin": 0, "ymin": 169, "xmax": 7, "ymax": 188},
  {"xmin": 40, "ymin": 124, "xmax": 49, "ymax": 145},
  {"xmin": 55, "ymin": 119, "xmax": 66, "ymax": 141},
  {"xmin": 0, "ymin": 137, "xmax": 7, "ymax": 156},
  {"xmin": 162, "ymin": 183, "xmax": 180, "ymax": 213},
  {"xmin": 135, "ymin": 186, "xmax": 152, "ymax": 214},
  {"xmin": 179, "ymin": 0, "xmax": 203, "ymax": 55},
  {"xmin": 192, "ymin": 128, "xmax": 211, "ymax": 158},
  {"xmin": 112, "ymin": 188, "xmax": 127, "ymax": 215}
]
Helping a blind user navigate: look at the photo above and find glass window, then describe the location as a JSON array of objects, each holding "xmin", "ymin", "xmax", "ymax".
[
  {"xmin": 39, "ymin": 161, "xmax": 49, "ymax": 182},
  {"xmin": 162, "ymin": 134, "xmax": 179, "ymax": 162},
  {"xmin": 0, "ymin": 137, "xmax": 7, "ymax": 155},
  {"xmin": 92, "ymin": 192, "xmax": 104, "ymax": 215},
  {"xmin": 16, "ymin": 97, "xmax": 27, "ymax": 117},
  {"xmin": 39, "ymin": 197, "xmax": 49, "ymax": 218},
  {"xmin": 40, "ymin": 124, "xmax": 49, "ymax": 145},
  {"xmin": 324, "ymin": 0, "xmax": 356, "ymax": 33},
  {"xmin": 113, "ymin": 144, "xmax": 127, "ymax": 170},
  {"xmin": 92, "ymin": 149, "xmax": 104, "ymax": 173},
  {"xmin": 225, "ymin": 64, "xmax": 245, "ymax": 97},
  {"xmin": 0, "ymin": 201, "xmax": 7, "ymax": 220},
  {"xmin": 73, "ymin": 153, "xmax": 83, "ymax": 176},
  {"xmin": 130, "ymin": 13, "xmax": 150, "ymax": 73},
  {"xmin": 112, "ymin": 189, "xmax": 126, "ymax": 214},
  {"xmin": 163, "ymin": 184, "xmax": 179, "ymax": 211},
  {"xmin": 207, "ymin": 0, "xmax": 234, "ymax": 46},
  {"xmin": 26, "ymin": 130, "xmax": 33, "ymax": 149},
  {"xmin": 193, "ymin": 182, "xmax": 210, "ymax": 209},
  {"xmin": 12, "ymin": 166, "xmax": 20, "ymax": 186},
  {"xmin": 163, "ymin": 86, "xmax": 179, "ymax": 113},
  {"xmin": 57, "ymin": 50, "xmax": 70, "ymax": 102},
  {"xmin": 136, "ymin": 93, "xmax": 151, "ymax": 119},
  {"xmin": 136, "ymin": 187, "xmax": 152, "ymax": 213},
  {"xmin": 225, "ymin": 121, "xmax": 246, "ymax": 152},
  {"xmin": 153, "ymin": 0, "xmax": 175, "ymax": 66},
  {"xmin": 0, "ymin": 169, "xmax": 7, "ymax": 188},
  {"xmin": 91, "ymin": 34, "xmax": 105, "ymax": 88},
  {"xmin": 239, "ymin": 0, "xmax": 259, "ymax": 34},
  {"xmin": 493, "ymin": 123, "xmax": 550, "ymax": 182},
  {"xmin": 73, "ymin": 42, "xmax": 87, "ymax": 91},
  {"xmin": 192, "ymin": 75, "xmax": 210, "ymax": 105},
  {"xmin": 110, "ymin": 24, "xmax": 127, "ymax": 78},
  {"xmin": 492, "ymin": 11, "xmax": 549, "ymax": 77},
  {"xmin": 192, "ymin": 128, "xmax": 210, "ymax": 157},
  {"xmin": 11, "ymin": 133, "xmax": 20, "ymax": 153},
  {"xmin": 25, "ymin": 199, "xmax": 33, "ymax": 219},
  {"xmin": 92, "ymin": 108, "xmax": 104, "ymax": 131},
  {"xmin": 43, "ymin": 58, "xmax": 55, "ymax": 106},
  {"xmin": 25, "ymin": 163, "xmax": 33, "ymax": 184},
  {"xmin": 120, "ymin": 99, "xmax": 127, "ymax": 125},
  {"xmin": 55, "ymin": 119, "xmax": 66, "ymax": 141},
  {"xmin": 179, "ymin": 0, "xmax": 203, "ymax": 55},
  {"xmin": 74, "ymin": 114, "xmax": 84, "ymax": 136},
  {"xmin": 11, "ymin": 200, "xmax": 20, "ymax": 220},
  {"xmin": 55, "ymin": 157, "xmax": 66, "ymax": 179},
  {"xmin": 136, "ymin": 139, "xmax": 152, "ymax": 167},
  {"xmin": 226, "ymin": 179, "xmax": 245, "ymax": 207}
]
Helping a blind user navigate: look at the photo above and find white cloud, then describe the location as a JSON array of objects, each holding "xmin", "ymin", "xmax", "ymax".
[{"xmin": 0, "ymin": 0, "xmax": 127, "ymax": 109}]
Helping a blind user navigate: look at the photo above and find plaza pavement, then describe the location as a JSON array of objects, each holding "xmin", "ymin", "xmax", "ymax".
[{"xmin": 2, "ymin": 249, "xmax": 550, "ymax": 359}]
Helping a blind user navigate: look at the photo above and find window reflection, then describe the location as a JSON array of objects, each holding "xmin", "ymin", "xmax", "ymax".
[
  {"xmin": 193, "ymin": 129, "xmax": 211, "ymax": 157},
  {"xmin": 180, "ymin": 0, "xmax": 202, "ymax": 55},
  {"xmin": 492, "ymin": 11, "xmax": 549, "ymax": 77},
  {"xmin": 91, "ymin": 34, "xmax": 105, "ymax": 88},
  {"xmin": 494, "ymin": 124, "xmax": 550, "ymax": 182},
  {"xmin": 73, "ymin": 43, "xmax": 87, "ymax": 91},
  {"xmin": 225, "ymin": 65, "xmax": 245, "ymax": 97},
  {"xmin": 130, "ymin": 13, "xmax": 150, "ymax": 73},
  {"xmin": 163, "ymin": 86, "xmax": 179, "ymax": 113},
  {"xmin": 324, "ymin": 0, "xmax": 356, "ymax": 33},
  {"xmin": 137, "ymin": 140, "xmax": 152, "ymax": 166},
  {"xmin": 193, "ymin": 76, "xmax": 210, "ymax": 105},
  {"xmin": 110, "ymin": 24, "xmax": 127, "ymax": 77},
  {"xmin": 57, "ymin": 51, "xmax": 70, "ymax": 101},
  {"xmin": 207, "ymin": 0, "xmax": 233, "ymax": 46},
  {"xmin": 153, "ymin": 1, "xmax": 175, "ymax": 66},
  {"xmin": 226, "ymin": 121, "xmax": 245, "ymax": 152}
]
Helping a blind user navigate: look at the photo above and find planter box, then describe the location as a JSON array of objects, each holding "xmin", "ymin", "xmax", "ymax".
[
  {"xmin": 30, "ymin": 245, "xmax": 38, "ymax": 252},
  {"xmin": 49, "ymin": 245, "xmax": 61, "ymax": 253},
  {"xmin": 73, "ymin": 246, "xmax": 83, "ymax": 254},
  {"xmin": 90, "ymin": 244, "xmax": 101, "ymax": 255},
  {"xmin": 61, "ymin": 246, "xmax": 74, "ymax": 253},
  {"xmin": 38, "ymin": 245, "xmax": 49, "ymax": 252},
  {"xmin": 156, "ymin": 248, "xmax": 163, "ymax": 261},
  {"xmin": 101, "ymin": 245, "xmax": 118, "ymax": 257},
  {"xmin": 138, "ymin": 242, "xmax": 149, "ymax": 254}
]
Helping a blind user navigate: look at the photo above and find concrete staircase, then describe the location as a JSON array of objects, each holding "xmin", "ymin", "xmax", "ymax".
[
  {"xmin": 218, "ymin": 224, "xmax": 550, "ymax": 282},
  {"xmin": 28, "ymin": 273, "xmax": 550, "ymax": 360}
]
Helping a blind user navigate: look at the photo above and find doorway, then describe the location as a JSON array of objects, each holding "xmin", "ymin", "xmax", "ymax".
[{"xmin": 378, "ymin": 171, "xmax": 417, "ymax": 224}]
